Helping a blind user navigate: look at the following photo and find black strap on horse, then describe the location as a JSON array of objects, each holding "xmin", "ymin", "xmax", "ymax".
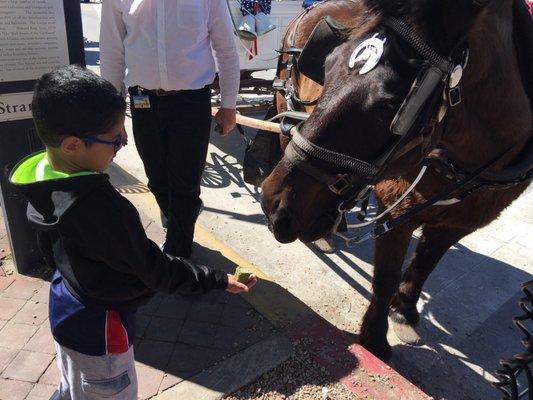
[
  {"xmin": 428, "ymin": 135, "xmax": 533, "ymax": 194},
  {"xmin": 425, "ymin": 0, "xmax": 533, "ymax": 197},
  {"xmin": 366, "ymin": 148, "xmax": 514, "ymax": 242}
]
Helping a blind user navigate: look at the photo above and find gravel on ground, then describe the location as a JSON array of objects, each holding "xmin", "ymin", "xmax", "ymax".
[{"xmin": 224, "ymin": 340, "xmax": 360, "ymax": 400}]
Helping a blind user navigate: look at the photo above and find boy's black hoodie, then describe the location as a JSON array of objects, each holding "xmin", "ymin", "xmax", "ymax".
[{"xmin": 10, "ymin": 152, "xmax": 228, "ymax": 312}]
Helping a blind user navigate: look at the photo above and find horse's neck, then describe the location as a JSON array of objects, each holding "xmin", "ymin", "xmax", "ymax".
[{"xmin": 442, "ymin": 0, "xmax": 531, "ymax": 170}]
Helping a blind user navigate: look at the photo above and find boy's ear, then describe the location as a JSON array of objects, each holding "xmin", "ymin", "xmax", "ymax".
[{"xmin": 60, "ymin": 136, "xmax": 84, "ymax": 155}]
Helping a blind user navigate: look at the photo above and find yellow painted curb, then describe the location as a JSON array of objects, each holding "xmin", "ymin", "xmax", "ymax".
[
  {"xmin": 194, "ymin": 224, "xmax": 270, "ymax": 281},
  {"xmin": 125, "ymin": 189, "xmax": 312, "ymax": 329},
  {"xmin": 193, "ymin": 224, "xmax": 313, "ymax": 329}
]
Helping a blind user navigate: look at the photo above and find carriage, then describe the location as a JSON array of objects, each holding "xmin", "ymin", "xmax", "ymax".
[
  {"xmin": 212, "ymin": 0, "xmax": 307, "ymax": 100},
  {"xmin": 227, "ymin": 0, "xmax": 304, "ymax": 72}
]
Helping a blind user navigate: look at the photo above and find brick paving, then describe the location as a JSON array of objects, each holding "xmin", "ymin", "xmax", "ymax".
[{"xmin": 0, "ymin": 206, "xmax": 277, "ymax": 399}]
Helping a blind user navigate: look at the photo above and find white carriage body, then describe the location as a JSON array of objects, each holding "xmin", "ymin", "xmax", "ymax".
[{"xmin": 226, "ymin": 0, "xmax": 304, "ymax": 71}]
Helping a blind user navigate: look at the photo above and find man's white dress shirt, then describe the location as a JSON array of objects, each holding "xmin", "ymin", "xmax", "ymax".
[{"xmin": 100, "ymin": 0, "xmax": 240, "ymax": 108}]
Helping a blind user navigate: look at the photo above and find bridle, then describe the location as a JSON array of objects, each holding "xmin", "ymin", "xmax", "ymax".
[
  {"xmin": 284, "ymin": 17, "xmax": 469, "ymax": 221},
  {"xmin": 273, "ymin": 4, "xmax": 322, "ymax": 111},
  {"xmin": 280, "ymin": 12, "xmax": 532, "ymax": 246}
]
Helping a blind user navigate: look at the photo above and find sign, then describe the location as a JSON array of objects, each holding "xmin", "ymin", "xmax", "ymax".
[
  {"xmin": 0, "ymin": 0, "xmax": 69, "ymax": 82},
  {"xmin": 0, "ymin": 92, "xmax": 33, "ymax": 122}
]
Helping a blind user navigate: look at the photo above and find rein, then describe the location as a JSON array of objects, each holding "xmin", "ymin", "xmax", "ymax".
[{"xmin": 336, "ymin": 148, "xmax": 513, "ymax": 247}]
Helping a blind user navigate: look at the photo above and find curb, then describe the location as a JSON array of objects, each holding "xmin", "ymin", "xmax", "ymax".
[{"xmin": 288, "ymin": 316, "xmax": 431, "ymax": 400}]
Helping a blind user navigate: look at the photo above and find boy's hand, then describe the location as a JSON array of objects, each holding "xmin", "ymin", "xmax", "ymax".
[{"xmin": 226, "ymin": 274, "xmax": 257, "ymax": 294}]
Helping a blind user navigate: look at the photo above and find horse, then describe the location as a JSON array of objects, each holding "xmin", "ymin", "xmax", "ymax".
[{"xmin": 262, "ymin": 0, "xmax": 532, "ymax": 360}]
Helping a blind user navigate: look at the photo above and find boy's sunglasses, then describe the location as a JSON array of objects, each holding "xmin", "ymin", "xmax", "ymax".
[{"xmin": 82, "ymin": 133, "xmax": 124, "ymax": 153}]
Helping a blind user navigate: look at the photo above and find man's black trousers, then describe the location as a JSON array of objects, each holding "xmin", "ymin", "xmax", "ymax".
[{"xmin": 129, "ymin": 86, "xmax": 211, "ymax": 258}]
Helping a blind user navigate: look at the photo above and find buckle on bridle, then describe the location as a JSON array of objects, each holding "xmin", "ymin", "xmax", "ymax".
[{"xmin": 329, "ymin": 175, "xmax": 352, "ymax": 195}]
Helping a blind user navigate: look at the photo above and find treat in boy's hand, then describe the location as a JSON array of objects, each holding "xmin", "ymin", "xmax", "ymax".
[
  {"xmin": 234, "ymin": 266, "xmax": 252, "ymax": 283},
  {"xmin": 226, "ymin": 268, "xmax": 257, "ymax": 294}
]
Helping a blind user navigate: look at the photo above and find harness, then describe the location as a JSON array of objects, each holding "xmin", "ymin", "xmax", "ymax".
[
  {"xmin": 279, "ymin": 15, "xmax": 532, "ymax": 247},
  {"xmin": 273, "ymin": 2, "xmax": 338, "ymax": 110}
]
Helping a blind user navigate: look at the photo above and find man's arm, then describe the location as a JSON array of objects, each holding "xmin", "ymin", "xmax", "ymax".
[
  {"xmin": 100, "ymin": 0, "xmax": 127, "ymax": 96},
  {"xmin": 208, "ymin": 0, "xmax": 240, "ymax": 135}
]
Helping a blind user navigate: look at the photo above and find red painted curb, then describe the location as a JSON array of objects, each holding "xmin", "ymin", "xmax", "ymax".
[{"xmin": 288, "ymin": 316, "xmax": 432, "ymax": 400}]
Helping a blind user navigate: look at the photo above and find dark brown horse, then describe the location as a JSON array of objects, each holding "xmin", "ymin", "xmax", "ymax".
[{"xmin": 262, "ymin": 0, "xmax": 532, "ymax": 360}]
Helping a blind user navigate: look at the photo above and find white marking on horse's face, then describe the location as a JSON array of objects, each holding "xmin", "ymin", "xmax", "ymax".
[{"xmin": 349, "ymin": 33, "xmax": 387, "ymax": 75}]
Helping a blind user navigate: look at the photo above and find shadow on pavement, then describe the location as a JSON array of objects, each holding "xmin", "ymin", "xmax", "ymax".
[
  {"xmin": 108, "ymin": 163, "xmax": 150, "ymax": 194},
  {"xmin": 108, "ymin": 145, "xmax": 528, "ymax": 400}
]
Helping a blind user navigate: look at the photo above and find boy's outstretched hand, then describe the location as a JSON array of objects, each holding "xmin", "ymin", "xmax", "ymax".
[{"xmin": 226, "ymin": 274, "xmax": 257, "ymax": 294}]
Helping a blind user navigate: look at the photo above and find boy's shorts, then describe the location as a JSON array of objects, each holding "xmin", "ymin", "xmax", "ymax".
[{"xmin": 53, "ymin": 342, "xmax": 137, "ymax": 400}]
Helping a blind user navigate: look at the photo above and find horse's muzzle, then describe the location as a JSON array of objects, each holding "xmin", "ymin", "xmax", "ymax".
[
  {"xmin": 263, "ymin": 194, "xmax": 338, "ymax": 244},
  {"xmin": 264, "ymin": 199, "xmax": 300, "ymax": 243}
]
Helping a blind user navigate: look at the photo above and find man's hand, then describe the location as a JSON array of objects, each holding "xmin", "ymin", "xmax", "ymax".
[
  {"xmin": 214, "ymin": 108, "xmax": 236, "ymax": 136},
  {"xmin": 226, "ymin": 273, "xmax": 257, "ymax": 294}
]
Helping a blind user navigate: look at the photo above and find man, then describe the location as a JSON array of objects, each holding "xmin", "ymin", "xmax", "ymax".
[{"xmin": 100, "ymin": 0, "xmax": 240, "ymax": 258}]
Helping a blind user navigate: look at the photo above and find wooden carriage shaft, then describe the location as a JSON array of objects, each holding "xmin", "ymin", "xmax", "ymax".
[{"xmin": 211, "ymin": 107, "xmax": 282, "ymax": 134}]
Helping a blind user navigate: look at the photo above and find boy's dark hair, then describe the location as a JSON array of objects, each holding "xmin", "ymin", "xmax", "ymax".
[{"xmin": 32, "ymin": 65, "xmax": 126, "ymax": 147}]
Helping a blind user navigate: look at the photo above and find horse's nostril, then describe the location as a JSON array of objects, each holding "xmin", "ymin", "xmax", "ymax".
[{"xmin": 269, "ymin": 203, "xmax": 299, "ymax": 243}]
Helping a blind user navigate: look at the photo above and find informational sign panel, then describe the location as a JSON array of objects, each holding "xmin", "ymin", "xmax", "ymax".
[
  {"xmin": 0, "ymin": 0, "xmax": 69, "ymax": 83},
  {"xmin": 0, "ymin": 0, "xmax": 84, "ymax": 273}
]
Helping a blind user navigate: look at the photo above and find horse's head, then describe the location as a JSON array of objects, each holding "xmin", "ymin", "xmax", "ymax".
[{"xmin": 262, "ymin": 0, "xmax": 492, "ymax": 243}]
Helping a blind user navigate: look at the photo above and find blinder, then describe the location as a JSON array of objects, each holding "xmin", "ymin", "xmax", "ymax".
[
  {"xmin": 298, "ymin": 16, "xmax": 349, "ymax": 86},
  {"xmin": 275, "ymin": 15, "xmax": 349, "ymax": 112}
]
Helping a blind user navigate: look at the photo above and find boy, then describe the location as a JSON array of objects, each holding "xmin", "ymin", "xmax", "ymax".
[{"xmin": 10, "ymin": 65, "xmax": 256, "ymax": 400}]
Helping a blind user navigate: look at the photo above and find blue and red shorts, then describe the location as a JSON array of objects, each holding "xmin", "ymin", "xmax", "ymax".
[{"xmin": 49, "ymin": 271, "xmax": 135, "ymax": 356}]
